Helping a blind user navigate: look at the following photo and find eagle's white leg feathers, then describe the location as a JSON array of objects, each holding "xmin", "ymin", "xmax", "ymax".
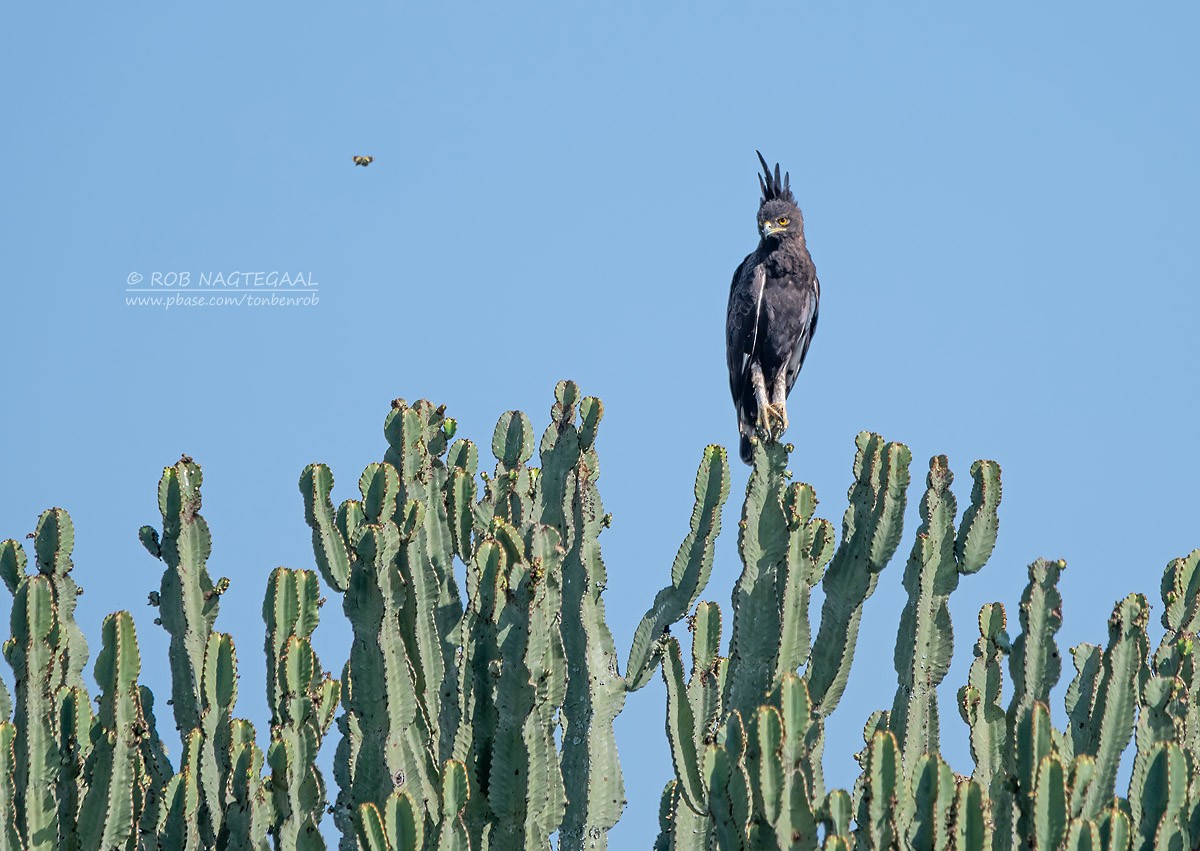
[
  {"xmin": 752, "ymin": 362, "xmax": 788, "ymax": 438},
  {"xmin": 771, "ymin": 372, "xmax": 789, "ymax": 435}
]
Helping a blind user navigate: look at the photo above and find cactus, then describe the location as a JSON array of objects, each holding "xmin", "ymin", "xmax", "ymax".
[
  {"xmin": 888, "ymin": 458, "xmax": 1001, "ymax": 771},
  {"xmin": 77, "ymin": 612, "xmax": 150, "ymax": 851},
  {"xmin": 805, "ymin": 432, "xmax": 912, "ymax": 716},
  {"xmin": 537, "ymin": 386, "xmax": 627, "ymax": 850},
  {"xmin": 0, "ymin": 722, "xmax": 18, "ymax": 851},
  {"xmin": 484, "ymin": 523, "xmax": 568, "ymax": 848},
  {"xmin": 1068, "ymin": 594, "xmax": 1150, "ymax": 817},
  {"xmin": 6, "ymin": 570, "xmax": 65, "ymax": 850},
  {"xmin": 0, "ymin": 510, "xmax": 93, "ymax": 851},
  {"xmin": 263, "ymin": 568, "xmax": 340, "ymax": 850},
  {"xmin": 383, "ymin": 401, "xmax": 465, "ymax": 765},
  {"xmin": 329, "ymin": 509, "xmax": 435, "ymax": 846},
  {"xmin": 140, "ymin": 457, "xmax": 226, "ymax": 739},
  {"xmin": 7, "ymin": 383, "xmax": 1200, "ymax": 851},
  {"xmin": 661, "ymin": 603, "xmax": 725, "ymax": 831},
  {"xmin": 626, "ymin": 445, "xmax": 730, "ymax": 692},
  {"xmin": 156, "ymin": 729, "xmax": 202, "ymax": 851},
  {"xmin": 952, "ymin": 779, "xmax": 991, "ymax": 851},
  {"xmin": 958, "ymin": 603, "xmax": 1009, "ymax": 805},
  {"xmin": 856, "ymin": 730, "xmax": 901, "ymax": 851},
  {"xmin": 355, "ymin": 791, "xmax": 424, "ymax": 851},
  {"xmin": 901, "ymin": 752, "xmax": 955, "ymax": 850}
]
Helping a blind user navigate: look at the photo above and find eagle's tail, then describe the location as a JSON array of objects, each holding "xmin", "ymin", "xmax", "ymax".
[{"xmin": 737, "ymin": 387, "xmax": 757, "ymax": 465}]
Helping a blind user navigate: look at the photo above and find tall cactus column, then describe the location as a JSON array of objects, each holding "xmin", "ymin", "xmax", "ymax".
[
  {"xmin": 302, "ymin": 457, "xmax": 439, "ymax": 848},
  {"xmin": 888, "ymin": 457, "xmax": 1002, "ymax": 771},
  {"xmin": 537, "ymin": 383, "xmax": 626, "ymax": 850},
  {"xmin": 140, "ymin": 456, "xmax": 265, "ymax": 849},
  {"xmin": 1, "ymin": 509, "xmax": 91, "ymax": 851},
  {"xmin": 139, "ymin": 457, "xmax": 225, "ymax": 740},
  {"xmin": 264, "ymin": 567, "xmax": 341, "ymax": 850}
]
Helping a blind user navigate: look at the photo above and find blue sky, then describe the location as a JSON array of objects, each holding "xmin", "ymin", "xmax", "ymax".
[{"xmin": 2, "ymin": 2, "xmax": 1197, "ymax": 845}]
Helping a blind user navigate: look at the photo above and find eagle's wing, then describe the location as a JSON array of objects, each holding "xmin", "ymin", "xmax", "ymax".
[
  {"xmin": 726, "ymin": 259, "xmax": 766, "ymax": 402},
  {"xmin": 784, "ymin": 274, "xmax": 820, "ymax": 396}
]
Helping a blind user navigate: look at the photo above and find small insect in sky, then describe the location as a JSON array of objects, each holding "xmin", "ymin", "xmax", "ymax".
[{"xmin": 352, "ymin": 156, "xmax": 374, "ymax": 167}]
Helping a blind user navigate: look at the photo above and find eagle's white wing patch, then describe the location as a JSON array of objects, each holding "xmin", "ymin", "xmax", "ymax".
[{"xmin": 744, "ymin": 264, "xmax": 767, "ymax": 373}]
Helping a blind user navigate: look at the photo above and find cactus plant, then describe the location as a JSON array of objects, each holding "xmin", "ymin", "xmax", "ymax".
[
  {"xmin": 139, "ymin": 457, "xmax": 226, "ymax": 739},
  {"xmin": 4, "ymin": 384, "xmax": 1200, "ymax": 851},
  {"xmin": 263, "ymin": 567, "xmax": 340, "ymax": 850},
  {"xmin": 77, "ymin": 612, "xmax": 151, "ymax": 851}
]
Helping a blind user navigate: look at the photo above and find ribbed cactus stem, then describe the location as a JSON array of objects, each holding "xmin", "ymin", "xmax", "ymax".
[
  {"xmin": 652, "ymin": 782, "xmax": 676, "ymax": 851},
  {"xmin": 662, "ymin": 637, "xmax": 708, "ymax": 819},
  {"xmin": 660, "ymin": 601, "xmax": 726, "ymax": 838},
  {"xmin": 1150, "ymin": 550, "xmax": 1200, "ymax": 790},
  {"xmin": 7, "ymin": 573, "xmax": 62, "ymax": 851},
  {"xmin": 1008, "ymin": 559, "xmax": 1066, "ymax": 723},
  {"xmin": 299, "ymin": 464, "xmax": 352, "ymax": 593},
  {"xmin": 1130, "ymin": 741, "xmax": 1188, "ymax": 850},
  {"xmin": 384, "ymin": 401, "xmax": 465, "ymax": 764},
  {"xmin": 224, "ymin": 720, "xmax": 269, "ymax": 851},
  {"xmin": 807, "ymin": 433, "xmax": 912, "ymax": 716},
  {"xmin": 56, "ymin": 686, "xmax": 92, "ymax": 851},
  {"xmin": 78, "ymin": 612, "xmax": 147, "ymax": 851},
  {"xmin": 957, "ymin": 603, "xmax": 1009, "ymax": 806},
  {"xmin": 538, "ymin": 385, "xmax": 626, "ymax": 849},
  {"xmin": 333, "ymin": 514, "xmax": 433, "ymax": 848},
  {"xmin": 32, "ymin": 509, "xmax": 89, "ymax": 691},
  {"xmin": 444, "ymin": 437, "xmax": 479, "ymax": 560},
  {"xmin": 1013, "ymin": 701, "xmax": 1056, "ymax": 843},
  {"xmin": 140, "ymin": 457, "xmax": 225, "ymax": 738},
  {"xmin": 724, "ymin": 440, "xmax": 790, "ymax": 721},
  {"xmin": 774, "ymin": 482, "xmax": 835, "ymax": 688},
  {"xmin": 901, "ymin": 752, "xmax": 955, "ymax": 850},
  {"xmin": 1072, "ymin": 594, "xmax": 1150, "ymax": 818},
  {"xmin": 3, "ymin": 511, "xmax": 97, "ymax": 851},
  {"xmin": 438, "ymin": 760, "xmax": 472, "ymax": 851},
  {"xmin": 626, "ymin": 445, "xmax": 730, "ymax": 692},
  {"xmin": 486, "ymin": 522, "xmax": 568, "ymax": 848},
  {"xmin": 856, "ymin": 730, "xmax": 901, "ymax": 851},
  {"xmin": 197, "ymin": 631, "xmax": 240, "ymax": 846},
  {"xmin": 157, "ymin": 728, "xmax": 203, "ymax": 851},
  {"xmin": 952, "ymin": 779, "xmax": 990, "ymax": 851},
  {"xmin": 890, "ymin": 457, "xmax": 1001, "ymax": 771},
  {"xmin": 264, "ymin": 567, "xmax": 339, "ymax": 851},
  {"xmin": 0, "ymin": 722, "xmax": 19, "ymax": 850}
]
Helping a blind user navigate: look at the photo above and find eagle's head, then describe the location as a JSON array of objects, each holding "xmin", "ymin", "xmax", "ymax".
[{"xmin": 755, "ymin": 151, "xmax": 804, "ymax": 243}]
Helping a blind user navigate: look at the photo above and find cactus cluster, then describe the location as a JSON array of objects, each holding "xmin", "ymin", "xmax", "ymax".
[
  {"xmin": 0, "ymin": 383, "xmax": 1197, "ymax": 850},
  {"xmin": 299, "ymin": 382, "xmax": 649, "ymax": 849}
]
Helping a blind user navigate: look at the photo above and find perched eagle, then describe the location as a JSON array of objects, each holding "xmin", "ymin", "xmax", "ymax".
[
  {"xmin": 726, "ymin": 152, "xmax": 820, "ymax": 464},
  {"xmin": 353, "ymin": 156, "xmax": 374, "ymax": 167}
]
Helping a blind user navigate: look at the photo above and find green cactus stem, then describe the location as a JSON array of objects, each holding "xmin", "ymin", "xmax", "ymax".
[
  {"xmin": 140, "ymin": 457, "xmax": 225, "ymax": 739},
  {"xmin": 889, "ymin": 457, "xmax": 1001, "ymax": 772},
  {"xmin": 626, "ymin": 445, "xmax": 730, "ymax": 693},
  {"xmin": 536, "ymin": 385, "xmax": 627, "ymax": 850},
  {"xmin": 78, "ymin": 612, "xmax": 148, "ymax": 851},
  {"xmin": 264, "ymin": 568, "xmax": 339, "ymax": 850},
  {"xmin": 807, "ymin": 432, "xmax": 912, "ymax": 716}
]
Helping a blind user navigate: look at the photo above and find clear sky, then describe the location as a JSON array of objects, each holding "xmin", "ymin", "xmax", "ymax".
[{"xmin": 2, "ymin": 2, "xmax": 1197, "ymax": 845}]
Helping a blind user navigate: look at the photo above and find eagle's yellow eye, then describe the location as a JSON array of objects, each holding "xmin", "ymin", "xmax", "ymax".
[{"xmin": 777, "ymin": 217, "xmax": 790, "ymax": 226}]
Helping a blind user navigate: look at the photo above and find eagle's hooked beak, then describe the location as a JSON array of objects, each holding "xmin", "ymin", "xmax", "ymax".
[{"xmin": 762, "ymin": 221, "xmax": 785, "ymax": 237}]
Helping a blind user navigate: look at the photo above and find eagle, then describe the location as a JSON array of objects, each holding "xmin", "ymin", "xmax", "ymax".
[
  {"xmin": 726, "ymin": 152, "xmax": 820, "ymax": 464},
  {"xmin": 352, "ymin": 156, "xmax": 374, "ymax": 167}
]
